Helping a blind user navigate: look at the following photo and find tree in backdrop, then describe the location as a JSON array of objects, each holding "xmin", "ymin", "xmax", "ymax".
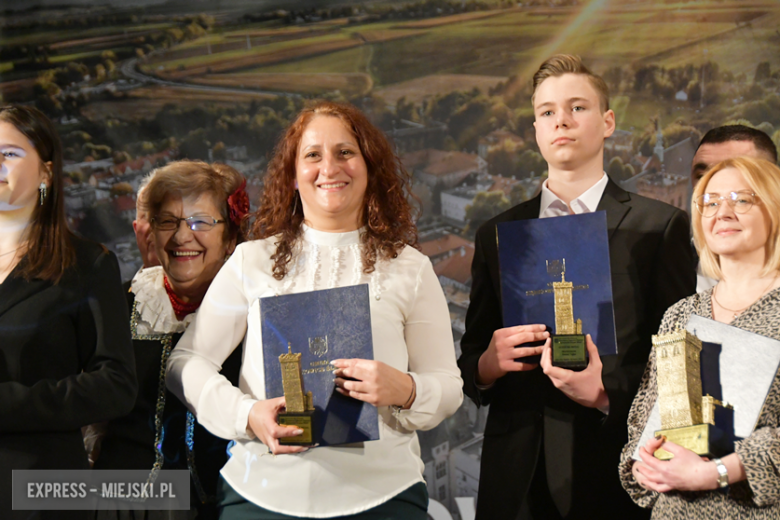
[
  {"xmin": 754, "ymin": 62, "xmax": 771, "ymax": 83},
  {"xmin": 212, "ymin": 142, "xmax": 227, "ymax": 161},
  {"xmin": 607, "ymin": 156, "xmax": 635, "ymax": 183},
  {"xmin": 516, "ymin": 149, "xmax": 546, "ymax": 179},
  {"xmin": 509, "ymin": 183, "xmax": 527, "ymax": 206},
  {"xmin": 464, "ymin": 191, "xmax": 510, "ymax": 238}
]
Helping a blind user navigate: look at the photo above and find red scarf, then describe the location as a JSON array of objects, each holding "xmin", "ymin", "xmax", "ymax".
[{"xmin": 163, "ymin": 276, "xmax": 200, "ymax": 321}]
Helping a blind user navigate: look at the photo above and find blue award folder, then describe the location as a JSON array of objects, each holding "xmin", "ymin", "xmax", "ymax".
[
  {"xmin": 497, "ymin": 211, "xmax": 617, "ymax": 360},
  {"xmin": 259, "ymin": 284, "xmax": 379, "ymax": 446}
]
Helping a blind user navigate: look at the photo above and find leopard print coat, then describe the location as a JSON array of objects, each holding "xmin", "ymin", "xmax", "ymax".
[{"xmin": 619, "ymin": 288, "xmax": 780, "ymax": 519}]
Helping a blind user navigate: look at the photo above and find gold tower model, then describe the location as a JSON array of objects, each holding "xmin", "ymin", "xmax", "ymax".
[
  {"xmin": 551, "ymin": 259, "xmax": 582, "ymax": 336},
  {"xmin": 654, "ymin": 329, "xmax": 703, "ymax": 429},
  {"xmin": 278, "ymin": 343, "xmax": 315, "ymax": 445},
  {"xmin": 547, "ymin": 259, "xmax": 586, "ymax": 369},
  {"xmin": 652, "ymin": 328, "xmax": 733, "ymax": 460}
]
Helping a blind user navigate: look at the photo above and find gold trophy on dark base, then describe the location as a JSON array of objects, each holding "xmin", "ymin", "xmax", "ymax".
[
  {"xmin": 652, "ymin": 329, "xmax": 734, "ymax": 460},
  {"xmin": 548, "ymin": 259, "xmax": 587, "ymax": 370},
  {"xmin": 277, "ymin": 343, "xmax": 316, "ymax": 446}
]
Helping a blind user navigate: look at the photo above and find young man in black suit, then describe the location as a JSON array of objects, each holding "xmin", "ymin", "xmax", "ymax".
[{"xmin": 458, "ymin": 55, "xmax": 696, "ymax": 520}]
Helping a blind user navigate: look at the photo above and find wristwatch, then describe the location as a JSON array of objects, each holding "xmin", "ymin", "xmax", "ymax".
[{"xmin": 713, "ymin": 458, "xmax": 729, "ymax": 488}]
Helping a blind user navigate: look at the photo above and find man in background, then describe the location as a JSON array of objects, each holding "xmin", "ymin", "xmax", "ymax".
[
  {"xmin": 691, "ymin": 124, "xmax": 777, "ymax": 187},
  {"xmin": 133, "ymin": 173, "xmax": 159, "ymax": 269}
]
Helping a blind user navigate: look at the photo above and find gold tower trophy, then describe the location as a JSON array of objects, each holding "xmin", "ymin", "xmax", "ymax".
[
  {"xmin": 277, "ymin": 343, "xmax": 316, "ymax": 446},
  {"xmin": 547, "ymin": 259, "xmax": 587, "ymax": 370},
  {"xmin": 652, "ymin": 329, "xmax": 734, "ymax": 460}
]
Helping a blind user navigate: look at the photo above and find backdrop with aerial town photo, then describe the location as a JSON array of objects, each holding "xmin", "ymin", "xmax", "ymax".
[{"xmin": 3, "ymin": 0, "xmax": 780, "ymax": 517}]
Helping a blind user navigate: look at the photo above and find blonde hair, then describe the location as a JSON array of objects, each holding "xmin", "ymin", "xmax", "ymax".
[
  {"xmin": 692, "ymin": 156, "xmax": 780, "ymax": 280},
  {"xmin": 532, "ymin": 54, "xmax": 610, "ymax": 113}
]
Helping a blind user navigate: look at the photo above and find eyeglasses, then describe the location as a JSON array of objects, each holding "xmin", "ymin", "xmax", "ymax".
[
  {"xmin": 152, "ymin": 215, "xmax": 225, "ymax": 232},
  {"xmin": 695, "ymin": 190, "xmax": 758, "ymax": 218}
]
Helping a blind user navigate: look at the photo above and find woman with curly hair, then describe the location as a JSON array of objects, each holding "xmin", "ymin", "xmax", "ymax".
[{"xmin": 166, "ymin": 100, "xmax": 462, "ymax": 519}]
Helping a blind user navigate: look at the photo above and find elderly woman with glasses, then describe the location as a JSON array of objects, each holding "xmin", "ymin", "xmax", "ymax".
[
  {"xmin": 619, "ymin": 156, "xmax": 780, "ymax": 519},
  {"xmin": 94, "ymin": 160, "xmax": 249, "ymax": 520}
]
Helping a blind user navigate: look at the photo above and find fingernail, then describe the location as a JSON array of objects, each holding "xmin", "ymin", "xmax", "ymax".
[{"xmin": 294, "ymin": 429, "xmax": 304, "ymax": 435}]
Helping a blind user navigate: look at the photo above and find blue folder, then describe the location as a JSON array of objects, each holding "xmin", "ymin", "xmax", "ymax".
[
  {"xmin": 259, "ymin": 284, "xmax": 379, "ymax": 446},
  {"xmin": 497, "ymin": 212, "xmax": 617, "ymax": 360}
]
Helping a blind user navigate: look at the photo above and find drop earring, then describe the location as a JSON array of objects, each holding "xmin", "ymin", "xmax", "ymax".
[{"xmin": 39, "ymin": 182, "xmax": 47, "ymax": 206}]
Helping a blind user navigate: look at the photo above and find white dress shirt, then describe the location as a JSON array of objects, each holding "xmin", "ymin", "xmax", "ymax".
[
  {"xmin": 539, "ymin": 173, "xmax": 609, "ymax": 218},
  {"xmin": 166, "ymin": 225, "xmax": 463, "ymax": 517}
]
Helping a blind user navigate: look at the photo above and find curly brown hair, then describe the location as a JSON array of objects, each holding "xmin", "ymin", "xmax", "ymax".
[{"xmin": 252, "ymin": 100, "xmax": 418, "ymax": 280}]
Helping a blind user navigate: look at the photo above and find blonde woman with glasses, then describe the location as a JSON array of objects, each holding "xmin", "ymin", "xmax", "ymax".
[{"xmin": 620, "ymin": 156, "xmax": 780, "ymax": 519}]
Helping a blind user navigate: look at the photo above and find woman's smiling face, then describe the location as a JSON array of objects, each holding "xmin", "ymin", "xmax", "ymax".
[
  {"xmin": 295, "ymin": 115, "xmax": 368, "ymax": 232},
  {"xmin": 152, "ymin": 193, "xmax": 234, "ymax": 301},
  {"xmin": 702, "ymin": 167, "xmax": 771, "ymax": 262}
]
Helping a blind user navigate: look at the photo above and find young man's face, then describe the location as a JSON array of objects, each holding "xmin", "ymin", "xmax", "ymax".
[{"xmin": 533, "ymin": 73, "xmax": 615, "ymax": 172}]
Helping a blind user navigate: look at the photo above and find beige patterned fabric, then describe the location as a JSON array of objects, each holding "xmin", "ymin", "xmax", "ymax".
[{"xmin": 620, "ymin": 288, "xmax": 780, "ymax": 519}]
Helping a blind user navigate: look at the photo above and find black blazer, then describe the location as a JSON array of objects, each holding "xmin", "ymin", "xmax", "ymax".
[
  {"xmin": 458, "ymin": 180, "xmax": 696, "ymax": 520},
  {"xmin": 0, "ymin": 237, "xmax": 137, "ymax": 519}
]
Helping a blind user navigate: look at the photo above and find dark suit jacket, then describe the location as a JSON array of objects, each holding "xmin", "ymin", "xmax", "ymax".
[
  {"xmin": 0, "ymin": 236, "xmax": 137, "ymax": 520},
  {"xmin": 458, "ymin": 180, "xmax": 696, "ymax": 520}
]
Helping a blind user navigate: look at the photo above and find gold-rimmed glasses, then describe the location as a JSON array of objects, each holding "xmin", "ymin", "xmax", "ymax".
[{"xmin": 695, "ymin": 191, "xmax": 758, "ymax": 218}]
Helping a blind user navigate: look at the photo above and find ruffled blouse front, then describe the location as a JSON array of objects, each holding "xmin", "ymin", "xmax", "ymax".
[{"xmin": 131, "ymin": 266, "xmax": 194, "ymax": 335}]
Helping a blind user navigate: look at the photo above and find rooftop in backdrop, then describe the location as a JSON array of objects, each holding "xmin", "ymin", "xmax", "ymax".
[{"xmin": 433, "ymin": 244, "xmax": 475, "ymax": 287}]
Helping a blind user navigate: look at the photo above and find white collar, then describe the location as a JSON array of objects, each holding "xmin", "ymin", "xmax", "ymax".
[
  {"xmin": 130, "ymin": 266, "xmax": 195, "ymax": 336},
  {"xmin": 539, "ymin": 172, "xmax": 609, "ymax": 216},
  {"xmin": 301, "ymin": 224, "xmax": 362, "ymax": 247}
]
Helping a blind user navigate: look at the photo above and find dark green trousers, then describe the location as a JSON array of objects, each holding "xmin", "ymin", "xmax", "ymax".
[{"xmin": 216, "ymin": 477, "xmax": 428, "ymax": 520}]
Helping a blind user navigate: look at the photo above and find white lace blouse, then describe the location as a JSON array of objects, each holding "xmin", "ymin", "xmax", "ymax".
[{"xmin": 166, "ymin": 225, "xmax": 463, "ymax": 517}]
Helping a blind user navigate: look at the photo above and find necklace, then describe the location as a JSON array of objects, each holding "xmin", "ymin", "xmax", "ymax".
[
  {"xmin": 163, "ymin": 275, "xmax": 201, "ymax": 320},
  {"xmin": 712, "ymin": 275, "xmax": 779, "ymax": 319},
  {"xmin": 0, "ymin": 246, "xmax": 22, "ymax": 258}
]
